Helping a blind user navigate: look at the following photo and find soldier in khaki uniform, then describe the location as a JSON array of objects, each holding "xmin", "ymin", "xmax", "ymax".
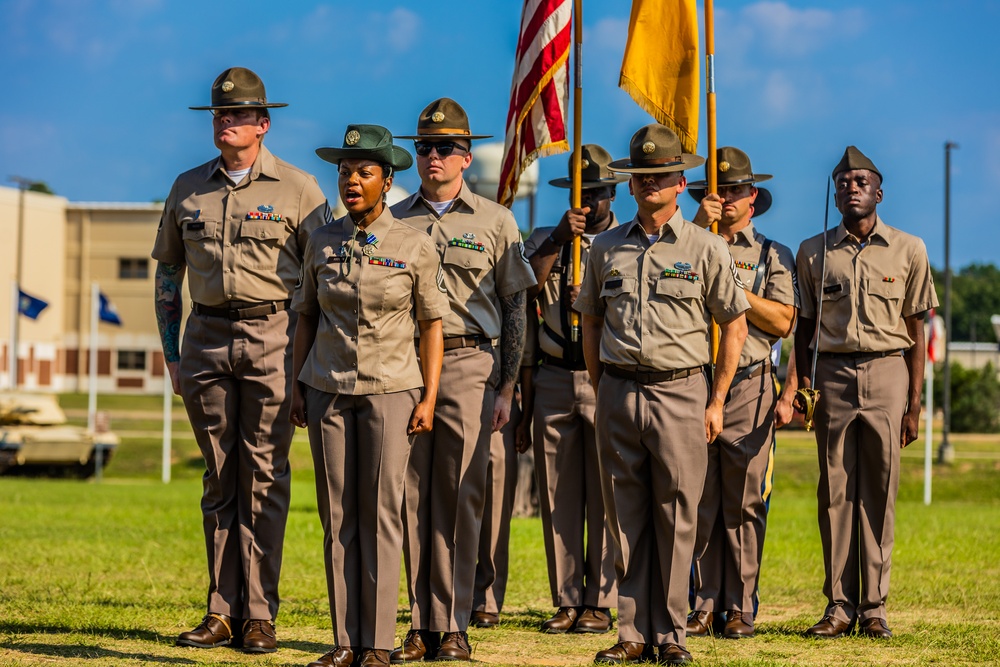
[
  {"xmin": 523, "ymin": 145, "xmax": 622, "ymax": 635},
  {"xmin": 290, "ymin": 125, "xmax": 448, "ymax": 667},
  {"xmin": 795, "ymin": 147, "xmax": 937, "ymax": 639},
  {"xmin": 575, "ymin": 124, "xmax": 749, "ymax": 666},
  {"xmin": 390, "ymin": 98, "xmax": 536, "ymax": 662},
  {"xmin": 152, "ymin": 67, "xmax": 330, "ymax": 653},
  {"xmin": 685, "ymin": 148, "xmax": 798, "ymax": 639}
]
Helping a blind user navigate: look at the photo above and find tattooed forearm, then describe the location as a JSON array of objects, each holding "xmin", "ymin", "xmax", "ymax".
[
  {"xmin": 498, "ymin": 289, "xmax": 527, "ymax": 390},
  {"xmin": 154, "ymin": 261, "xmax": 186, "ymax": 363}
]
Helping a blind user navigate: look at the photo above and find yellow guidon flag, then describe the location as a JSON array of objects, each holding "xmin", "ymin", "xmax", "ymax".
[{"xmin": 619, "ymin": 0, "xmax": 700, "ymax": 154}]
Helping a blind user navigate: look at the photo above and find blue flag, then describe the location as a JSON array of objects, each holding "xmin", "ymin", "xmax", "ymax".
[
  {"xmin": 99, "ymin": 291, "xmax": 123, "ymax": 326},
  {"xmin": 18, "ymin": 289, "xmax": 49, "ymax": 320}
]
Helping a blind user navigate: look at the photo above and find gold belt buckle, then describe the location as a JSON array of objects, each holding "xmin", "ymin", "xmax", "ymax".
[{"xmin": 794, "ymin": 388, "xmax": 821, "ymax": 431}]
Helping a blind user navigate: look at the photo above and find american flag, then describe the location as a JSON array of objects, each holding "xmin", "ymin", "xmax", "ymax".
[{"xmin": 497, "ymin": 0, "xmax": 571, "ymax": 208}]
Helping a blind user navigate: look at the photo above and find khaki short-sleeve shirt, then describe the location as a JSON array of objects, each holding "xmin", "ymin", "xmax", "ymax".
[
  {"xmin": 292, "ymin": 208, "xmax": 450, "ymax": 395},
  {"xmin": 524, "ymin": 216, "xmax": 620, "ymax": 360},
  {"xmin": 796, "ymin": 217, "xmax": 937, "ymax": 353},
  {"xmin": 152, "ymin": 145, "xmax": 330, "ymax": 305},
  {"xmin": 729, "ymin": 222, "xmax": 799, "ymax": 367},
  {"xmin": 391, "ymin": 181, "xmax": 536, "ymax": 338},
  {"xmin": 574, "ymin": 208, "xmax": 750, "ymax": 370}
]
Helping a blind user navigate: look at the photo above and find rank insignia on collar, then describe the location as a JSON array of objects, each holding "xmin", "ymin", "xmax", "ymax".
[
  {"xmin": 258, "ymin": 204, "xmax": 274, "ymax": 213},
  {"xmin": 609, "ymin": 268, "xmax": 621, "ymax": 276},
  {"xmin": 463, "ymin": 232, "xmax": 476, "ymax": 240},
  {"xmin": 674, "ymin": 261, "xmax": 692, "ymax": 272}
]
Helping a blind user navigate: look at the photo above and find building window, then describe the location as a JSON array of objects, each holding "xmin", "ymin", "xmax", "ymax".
[
  {"xmin": 119, "ymin": 258, "xmax": 149, "ymax": 279},
  {"xmin": 117, "ymin": 350, "xmax": 146, "ymax": 371}
]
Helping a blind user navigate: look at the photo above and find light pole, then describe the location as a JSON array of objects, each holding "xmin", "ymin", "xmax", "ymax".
[
  {"xmin": 937, "ymin": 142, "xmax": 958, "ymax": 464},
  {"xmin": 7, "ymin": 176, "xmax": 40, "ymax": 390}
]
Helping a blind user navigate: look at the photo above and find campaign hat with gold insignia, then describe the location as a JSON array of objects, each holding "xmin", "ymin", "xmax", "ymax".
[
  {"xmin": 607, "ymin": 124, "xmax": 705, "ymax": 174},
  {"xmin": 315, "ymin": 124, "xmax": 413, "ymax": 171},
  {"xmin": 395, "ymin": 98, "xmax": 493, "ymax": 140},
  {"xmin": 687, "ymin": 146, "xmax": 773, "ymax": 216},
  {"xmin": 189, "ymin": 67, "xmax": 288, "ymax": 110},
  {"xmin": 548, "ymin": 144, "xmax": 629, "ymax": 189},
  {"xmin": 832, "ymin": 145, "xmax": 883, "ymax": 182}
]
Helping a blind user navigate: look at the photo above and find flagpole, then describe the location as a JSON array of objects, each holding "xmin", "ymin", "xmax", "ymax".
[
  {"xmin": 88, "ymin": 282, "xmax": 98, "ymax": 433},
  {"xmin": 8, "ymin": 281, "xmax": 17, "ymax": 390},
  {"xmin": 924, "ymin": 343, "xmax": 933, "ymax": 505},
  {"xmin": 705, "ymin": 0, "xmax": 720, "ymax": 360},
  {"xmin": 569, "ymin": 0, "xmax": 584, "ymax": 343}
]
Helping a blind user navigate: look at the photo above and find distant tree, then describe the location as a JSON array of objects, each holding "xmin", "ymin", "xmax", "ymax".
[
  {"xmin": 27, "ymin": 182, "xmax": 54, "ymax": 195},
  {"xmin": 933, "ymin": 362, "xmax": 1000, "ymax": 433},
  {"xmin": 931, "ymin": 263, "xmax": 1000, "ymax": 342}
]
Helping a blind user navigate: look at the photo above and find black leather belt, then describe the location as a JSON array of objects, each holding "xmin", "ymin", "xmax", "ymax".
[
  {"xmin": 819, "ymin": 350, "xmax": 903, "ymax": 361},
  {"xmin": 193, "ymin": 300, "xmax": 290, "ymax": 320},
  {"xmin": 541, "ymin": 352, "xmax": 588, "ymax": 371},
  {"xmin": 731, "ymin": 359, "xmax": 770, "ymax": 387},
  {"xmin": 604, "ymin": 364, "xmax": 703, "ymax": 384},
  {"xmin": 442, "ymin": 335, "xmax": 493, "ymax": 351}
]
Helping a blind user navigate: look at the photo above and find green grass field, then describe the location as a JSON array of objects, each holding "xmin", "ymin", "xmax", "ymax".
[{"xmin": 1, "ymin": 395, "xmax": 999, "ymax": 666}]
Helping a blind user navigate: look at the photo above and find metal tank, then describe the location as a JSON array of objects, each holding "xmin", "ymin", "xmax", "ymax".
[{"xmin": 0, "ymin": 393, "xmax": 118, "ymax": 478}]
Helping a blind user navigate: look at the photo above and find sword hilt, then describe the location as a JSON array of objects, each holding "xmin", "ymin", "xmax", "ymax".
[{"xmin": 794, "ymin": 388, "xmax": 821, "ymax": 431}]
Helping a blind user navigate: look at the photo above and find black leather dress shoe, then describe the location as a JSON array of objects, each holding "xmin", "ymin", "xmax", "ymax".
[
  {"xmin": 541, "ymin": 607, "xmax": 580, "ymax": 634},
  {"xmin": 242, "ymin": 619, "xmax": 277, "ymax": 653},
  {"xmin": 176, "ymin": 613, "xmax": 232, "ymax": 648},
  {"xmin": 805, "ymin": 615, "xmax": 851, "ymax": 638},
  {"xmin": 390, "ymin": 629, "xmax": 440, "ymax": 663},
  {"xmin": 471, "ymin": 611, "xmax": 500, "ymax": 628},
  {"xmin": 308, "ymin": 646, "xmax": 356, "ymax": 667},
  {"xmin": 594, "ymin": 641, "xmax": 654, "ymax": 664},
  {"xmin": 858, "ymin": 617, "xmax": 893, "ymax": 638},
  {"xmin": 723, "ymin": 611, "xmax": 754, "ymax": 639},
  {"xmin": 436, "ymin": 631, "xmax": 471, "ymax": 661},
  {"xmin": 657, "ymin": 643, "xmax": 692, "ymax": 665},
  {"xmin": 685, "ymin": 611, "xmax": 713, "ymax": 637},
  {"xmin": 574, "ymin": 608, "xmax": 612, "ymax": 633}
]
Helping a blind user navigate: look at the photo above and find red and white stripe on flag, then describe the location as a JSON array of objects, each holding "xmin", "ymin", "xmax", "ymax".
[
  {"xmin": 928, "ymin": 309, "xmax": 945, "ymax": 363},
  {"xmin": 497, "ymin": 0, "xmax": 572, "ymax": 208}
]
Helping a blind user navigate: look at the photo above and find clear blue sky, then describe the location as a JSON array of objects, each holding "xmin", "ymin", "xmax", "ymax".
[{"xmin": 2, "ymin": 0, "xmax": 997, "ymax": 269}]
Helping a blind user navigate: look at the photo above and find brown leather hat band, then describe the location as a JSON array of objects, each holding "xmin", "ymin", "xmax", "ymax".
[
  {"xmin": 635, "ymin": 156, "xmax": 683, "ymax": 166},
  {"xmin": 417, "ymin": 127, "xmax": 471, "ymax": 136}
]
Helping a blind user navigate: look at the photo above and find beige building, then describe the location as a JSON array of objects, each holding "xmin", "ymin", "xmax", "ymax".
[{"xmin": 1, "ymin": 185, "xmax": 165, "ymax": 393}]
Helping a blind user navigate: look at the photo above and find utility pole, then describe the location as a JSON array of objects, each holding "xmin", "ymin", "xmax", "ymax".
[{"xmin": 937, "ymin": 142, "xmax": 958, "ymax": 464}]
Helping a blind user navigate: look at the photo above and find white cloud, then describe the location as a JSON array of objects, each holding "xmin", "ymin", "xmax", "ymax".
[
  {"xmin": 384, "ymin": 7, "xmax": 420, "ymax": 54},
  {"xmin": 723, "ymin": 1, "xmax": 867, "ymax": 58}
]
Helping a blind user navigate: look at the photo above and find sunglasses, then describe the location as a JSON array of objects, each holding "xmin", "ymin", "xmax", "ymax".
[
  {"xmin": 211, "ymin": 108, "xmax": 260, "ymax": 120},
  {"xmin": 414, "ymin": 141, "xmax": 470, "ymax": 157}
]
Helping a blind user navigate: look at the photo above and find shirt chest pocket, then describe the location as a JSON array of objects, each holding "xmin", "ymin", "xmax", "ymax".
[
  {"xmin": 443, "ymin": 245, "xmax": 491, "ymax": 275},
  {"xmin": 181, "ymin": 220, "xmax": 219, "ymax": 272},
  {"xmin": 240, "ymin": 221, "xmax": 289, "ymax": 269},
  {"xmin": 599, "ymin": 276, "xmax": 637, "ymax": 300},
  {"xmin": 862, "ymin": 279, "xmax": 905, "ymax": 328},
  {"xmin": 368, "ymin": 261, "xmax": 413, "ymax": 310},
  {"xmin": 652, "ymin": 277, "xmax": 704, "ymax": 329}
]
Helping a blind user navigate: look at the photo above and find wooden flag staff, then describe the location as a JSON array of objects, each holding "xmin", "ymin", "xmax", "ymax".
[{"xmin": 570, "ymin": 0, "xmax": 584, "ymax": 342}]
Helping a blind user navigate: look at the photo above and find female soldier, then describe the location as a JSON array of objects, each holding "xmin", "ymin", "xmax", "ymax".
[{"xmin": 291, "ymin": 124, "xmax": 449, "ymax": 667}]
